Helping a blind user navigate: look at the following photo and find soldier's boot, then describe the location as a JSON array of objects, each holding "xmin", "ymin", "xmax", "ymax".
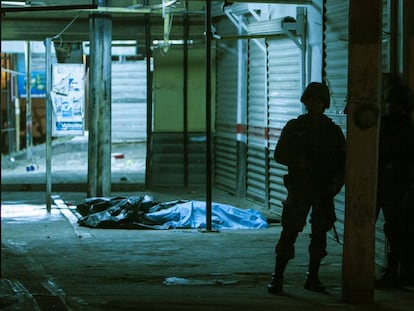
[
  {"xmin": 376, "ymin": 252, "xmax": 400, "ymax": 288},
  {"xmin": 268, "ymin": 257, "xmax": 288, "ymax": 295},
  {"xmin": 304, "ymin": 257, "xmax": 326, "ymax": 292}
]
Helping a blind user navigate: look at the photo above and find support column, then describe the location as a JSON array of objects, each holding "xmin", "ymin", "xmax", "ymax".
[
  {"xmin": 25, "ymin": 41, "xmax": 33, "ymax": 167},
  {"xmin": 342, "ymin": 0, "xmax": 382, "ymax": 304},
  {"xmin": 236, "ymin": 17, "xmax": 247, "ymax": 198},
  {"xmin": 145, "ymin": 12, "xmax": 153, "ymax": 187},
  {"xmin": 205, "ymin": 0, "xmax": 212, "ymax": 231},
  {"xmin": 88, "ymin": 12, "xmax": 112, "ymax": 197}
]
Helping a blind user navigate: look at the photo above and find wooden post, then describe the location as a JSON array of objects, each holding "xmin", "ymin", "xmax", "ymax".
[
  {"xmin": 342, "ymin": 0, "xmax": 382, "ymax": 304},
  {"xmin": 88, "ymin": 12, "xmax": 112, "ymax": 197}
]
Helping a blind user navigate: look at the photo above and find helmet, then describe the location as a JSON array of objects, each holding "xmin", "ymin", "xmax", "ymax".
[
  {"xmin": 300, "ymin": 82, "xmax": 331, "ymax": 109},
  {"xmin": 386, "ymin": 84, "xmax": 414, "ymax": 114}
]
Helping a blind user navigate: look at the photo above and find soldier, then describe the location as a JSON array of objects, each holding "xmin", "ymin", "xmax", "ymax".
[
  {"xmin": 376, "ymin": 81, "xmax": 414, "ymax": 288},
  {"xmin": 268, "ymin": 82, "xmax": 346, "ymax": 295}
]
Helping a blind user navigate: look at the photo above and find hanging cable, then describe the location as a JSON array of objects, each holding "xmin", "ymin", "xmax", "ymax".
[{"xmin": 51, "ymin": 13, "xmax": 81, "ymax": 41}]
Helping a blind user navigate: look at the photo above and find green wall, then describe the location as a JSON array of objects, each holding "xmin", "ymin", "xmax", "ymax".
[{"xmin": 153, "ymin": 46, "xmax": 215, "ymax": 132}]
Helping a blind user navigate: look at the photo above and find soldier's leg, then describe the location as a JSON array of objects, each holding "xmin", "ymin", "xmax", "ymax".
[
  {"xmin": 268, "ymin": 194, "xmax": 310, "ymax": 294},
  {"xmin": 268, "ymin": 228, "xmax": 299, "ymax": 294},
  {"xmin": 305, "ymin": 199, "xmax": 334, "ymax": 292},
  {"xmin": 305, "ymin": 226, "xmax": 328, "ymax": 292}
]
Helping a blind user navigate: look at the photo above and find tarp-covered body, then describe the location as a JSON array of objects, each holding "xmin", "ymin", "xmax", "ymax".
[{"xmin": 76, "ymin": 196, "xmax": 268, "ymax": 230}]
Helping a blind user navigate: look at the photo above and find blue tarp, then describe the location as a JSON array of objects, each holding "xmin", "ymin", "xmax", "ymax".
[
  {"xmin": 145, "ymin": 200, "xmax": 268, "ymax": 230},
  {"xmin": 76, "ymin": 196, "xmax": 268, "ymax": 230}
]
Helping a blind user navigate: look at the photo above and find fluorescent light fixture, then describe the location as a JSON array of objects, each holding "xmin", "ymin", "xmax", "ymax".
[
  {"xmin": 1, "ymin": 1, "xmax": 26, "ymax": 7},
  {"xmin": 153, "ymin": 39, "xmax": 193, "ymax": 45}
]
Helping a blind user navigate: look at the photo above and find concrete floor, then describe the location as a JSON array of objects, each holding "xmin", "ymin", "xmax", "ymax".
[
  {"xmin": 1, "ymin": 189, "xmax": 414, "ymax": 311},
  {"xmin": 2, "ymin": 139, "xmax": 414, "ymax": 310}
]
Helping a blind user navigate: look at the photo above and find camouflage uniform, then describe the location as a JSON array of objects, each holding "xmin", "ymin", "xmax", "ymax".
[
  {"xmin": 376, "ymin": 84, "xmax": 414, "ymax": 287},
  {"xmin": 274, "ymin": 113, "xmax": 346, "ymax": 261},
  {"xmin": 268, "ymin": 82, "xmax": 346, "ymax": 295}
]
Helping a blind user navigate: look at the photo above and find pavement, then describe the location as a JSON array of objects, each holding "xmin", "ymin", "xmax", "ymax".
[
  {"xmin": 1, "ymin": 138, "xmax": 414, "ymax": 310},
  {"xmin": 1, "ymin": 136, "xmax": 146, "ymax": 191},
  {"xmin": 2, "ymin": 189, "xmax": 414, "ymax": 311}
]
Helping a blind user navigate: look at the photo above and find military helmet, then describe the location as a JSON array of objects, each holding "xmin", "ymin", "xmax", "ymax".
[
  {"xmin": 300, "ymin": 82, "xmax": 331, "ymax": 109},
  {"xmin": 386, "ymin": 84, "xmax": 414, "ymax": 114}
]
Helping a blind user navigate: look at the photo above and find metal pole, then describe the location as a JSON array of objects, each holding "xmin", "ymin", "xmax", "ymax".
[
  {"xmin": 25, "ymin": 41, "xmax": 33, "ymax": 168},
  {"xmin": 145, "ymin": 7, "xmax": 153, "ymax": 187},
  {"xmin": 183, "ymin": 8, "xmax": 189, "ymax": 188},
  {"xmin": 45, "ymin": 38, "xmax": 53, "ymax": 210},
  {"xmin": 236, "ymin": 17, "xmax": 247, "ymax": 199},
  {"xmin": 205, "ymin": 0, "xmax": 212, "ymax": 231}
]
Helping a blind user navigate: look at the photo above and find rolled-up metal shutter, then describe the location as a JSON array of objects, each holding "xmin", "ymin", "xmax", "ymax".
[{"xmin": 112, "ymin": 60, "xmax": 147, "ymax": 142}]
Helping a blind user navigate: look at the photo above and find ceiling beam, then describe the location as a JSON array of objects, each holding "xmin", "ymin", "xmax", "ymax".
[{"xmin": 1, "ymin": 4, "xmax": 97, "ymax": 15}]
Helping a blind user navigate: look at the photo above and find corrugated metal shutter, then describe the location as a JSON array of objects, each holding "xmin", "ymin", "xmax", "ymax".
[
  {"xmin": 246, "ymin": 38, "xmax": 267, "ymax": 204},
  {"xmin": 267, "ymin": 37, "xmax": 302, "ymax": 213},
  {"xmin": 382, "ymin": 0, "xmax": 390, "ymax": 73},
  {"xmin": 323, "ymin": 0, "xmax": 349, "ymax": 244},
  {"xmin": 214, "ymin": 19, "xmax": 239, "ymax": 193},
  {"xmin": 324, "ymin": 0, "xmax": 349, "ymax": 121},
  {"xmin": 111, "ymin": 61, "xmax": 147, "ymax": 142},
  {"xmin": 150, "ymin": 132, "xmax": 206, "ymax": 186},
  {"xmin": 376, "ymin": 0, "xmax": 390, "ymax": 266}
]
